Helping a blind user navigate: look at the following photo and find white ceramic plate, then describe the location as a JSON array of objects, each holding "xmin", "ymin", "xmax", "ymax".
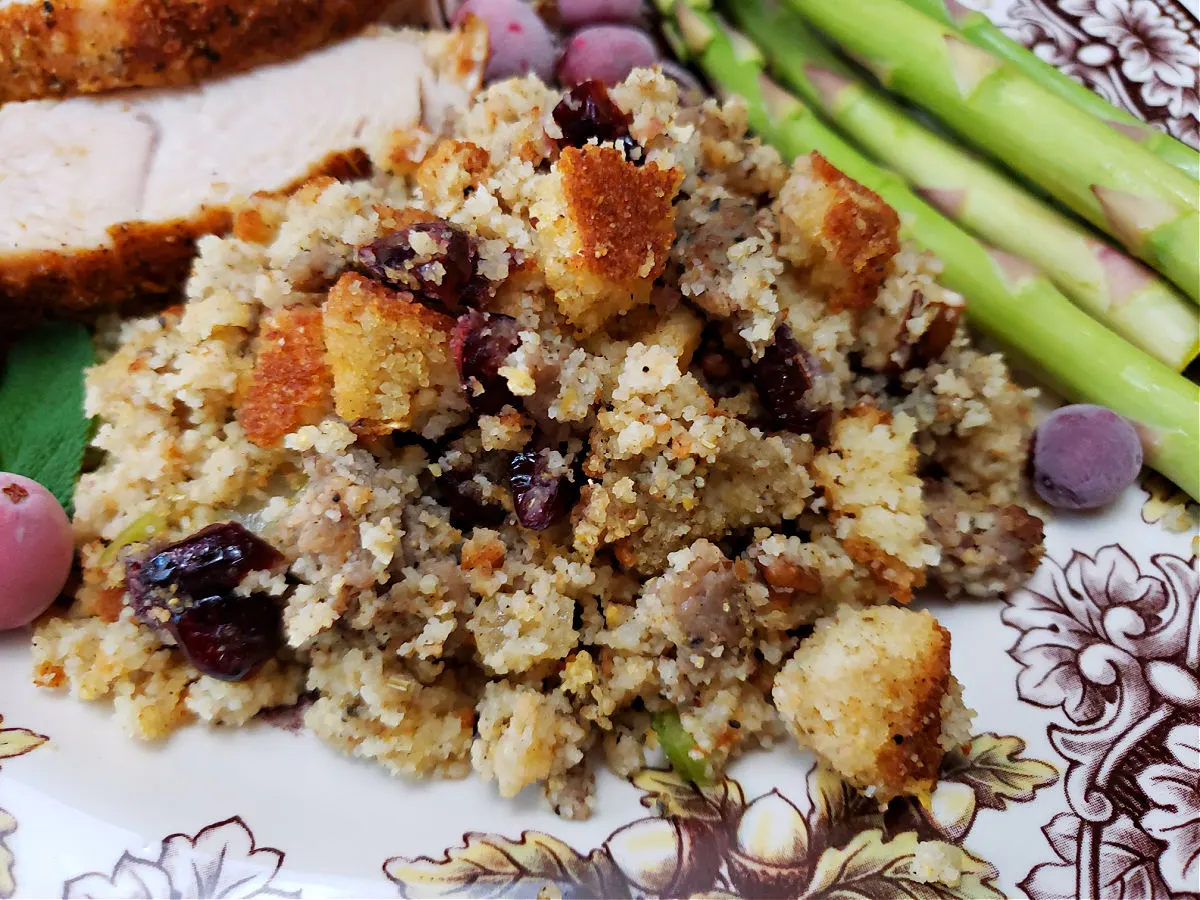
[{"xmin": 2, "ymin": 1, "xmax": 1197, "ymax": 897}]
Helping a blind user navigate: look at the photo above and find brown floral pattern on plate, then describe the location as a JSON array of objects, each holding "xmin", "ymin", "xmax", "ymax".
[
  {"xmin": 995, "ymin": 0, "xmax": 1200, "ymax": 146},
  {"xmin": 1004, "ymin": 544, "xmax": 1199, "ymax": 899},
  {"xmin": 61, "ymin": 817, "xmax": 298, "ymax": 899},
  {"xmin": 384, "ymin": 736, "xmax": 1057, "ymax": 899}
]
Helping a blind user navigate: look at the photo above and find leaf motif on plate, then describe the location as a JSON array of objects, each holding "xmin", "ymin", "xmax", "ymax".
[
  {"xmin": 0, "ymin": 717, "xmax": 47, "ymax": 763},
  {"xmin": 62, "ymin": 817, "xmax": 296, "ymax": 899},
  {"xmin": 933, "ymin": 733, "xmax": 1058, "ymax": 823},
  {"xmin": 632, "ymin": 768, "xmax": 745, "ymax": 823},
  {"xmin": 384, "ymin": 830, "xmax": 628, "ymax": 899},
  {"xmin": 805, "ymin": 763, "xmax": 885, "ymax": 849},
  {"xmin": 1, "ymin": 806, "xmax": 16, "ymax": 900},
  {"xmin": 799, "ymin": 830, "xmax": 1002, "ymax": 900}
]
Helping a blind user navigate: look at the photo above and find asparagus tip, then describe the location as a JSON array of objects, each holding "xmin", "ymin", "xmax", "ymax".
[
  {"xmin": 1106, "ymin": 119, "xmax": 1156, "ymax": 143},
  {"xmin": 944, "ymin": 34, "xmax": 1003, "ymax": 99},
  {"xmin": 725, "ymin": 21, "xmax": 764, "ymax": 65},
  {"xmin": 1092, "ymin": 184, "xmax": 1186, "ymax": 249},
  {"xmin": 1090, "ymin": 239, "xmax": 1156, "ymax": 308},
  {"xmin": 758, "ymin": 72, "xmax": 803, "ymax": 121},
  {"xmin": 913, "ymin": 184, "xmax": 968, "ymax": 218},
  {"xmin": 984, "ymin": 243, "xmax": 1042, "ymax": 289},
  {"xmin": 805, "ymin": 63, "xmax": 856, "ymax": 108},
  {"xmin": 944, "ymin": 0, "xmax": 973, "ymax": 25}
]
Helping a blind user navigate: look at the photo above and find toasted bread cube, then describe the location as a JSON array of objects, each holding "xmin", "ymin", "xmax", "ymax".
[
  {"xmin": 535, "ymin": 145, "xmax": 683, "ymax": 335},
  {"xmin": 813, "ymin": 404, "xmax": 933, "ymax": 603},
  {"xmin": 239, "ymin": 306, "xmax": 332, "ymax": 448},
  {"xmin": 773, "ymin": 605, "xmax": 962, "ymax": 800},
  {"xmin": 323, "ymin": 273, "xmax": 467, "ymax": 436},
  {"xmin": 778, "ymin": 152, "xmax": 900, "ymax": 312}
]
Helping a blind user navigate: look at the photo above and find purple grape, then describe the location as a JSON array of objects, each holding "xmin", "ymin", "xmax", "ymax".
[
  {"xmin": 453, "ymin": 0, "xmax": 558, "ymax": 83},
  {"xmin": 551, "ymin": 80, "xmax": 631, "ymax": 147},
  {"xmin": 557, "ymin": 25, "xmax": 659, "ymax": 86},
  {"xmin": 509, "ymin": 447, "xmax": 578, "ymax": 530},
  {"xmin": 556, "ymin": 0, "xmax": 644, "ymax": 28},
  {"xmin": 1032, "ymin": 404, "xmax": 1143, "ymax": 510},
  {"xmin": 450, "ymin": 309, "xmax": 523, "ymax": 414},
  {"xmin": 752, "ymin": 326, "xmax": 832, "ymax": 443}
]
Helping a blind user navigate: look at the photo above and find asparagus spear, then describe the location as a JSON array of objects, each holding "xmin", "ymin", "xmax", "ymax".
[
  {"xmin": 899, "ymin": 0, "xmax": 1200, "ymax": 180},
  {"xmin": 780, "ymin": 0, "xmax": 1200, "ymax": 305},
  {"xmin": 663, "ymin": 0, "xmax": 1200, "ymax": 500},
  {"xmin": 725, "ymin": 0, "xmax": 1199, "ymax": 371},
  {"xmin": 651, "ymin": 709, "xmax": 713, "ymax": 785}
]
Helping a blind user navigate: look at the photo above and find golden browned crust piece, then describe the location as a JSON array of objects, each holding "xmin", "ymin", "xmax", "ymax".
[
  {"xmin": 322, "ymin": 272, "xmax": 468, "ymax": 437},
  {"xmin": 0, "ymin": 0, "xmax": 403, "ymax": 104},
  {"xmin": 239, "ymin": 306, "xmax": 333, "ymax": 449},
  {"xmin": 778, "ymin": 152, "xmax": 900, "ymax": 313},
  {"xmin": 773, "ymin": 605, "xmax": 954, "ymax": 800},
  {"xmin": 536, "ymin": 145, "xmax": 683, "ymax": 334}
]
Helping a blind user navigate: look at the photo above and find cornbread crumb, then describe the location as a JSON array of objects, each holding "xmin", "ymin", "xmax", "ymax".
[
  {"xmin": 779, "ymin": 152, "xmax": 900, "ymax": 313},
  {"xmin": 37, "ymin": 68, "xmax": 1037, "ymax": 819}
]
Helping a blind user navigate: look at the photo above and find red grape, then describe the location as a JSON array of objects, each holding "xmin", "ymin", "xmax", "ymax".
[
  {"xmin": 557, "ymin": 24, "xmax": 659, "ymax": 86},
  {"xmin": 453, "ymin": 0, "xmax": 558, "ymax": 82}
]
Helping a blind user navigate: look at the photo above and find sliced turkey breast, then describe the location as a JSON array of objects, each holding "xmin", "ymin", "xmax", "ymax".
[
  {"xmin": 0, "ymin": 0, "xmax": 434, "ymax": 105},
  {"xmin": 0, "ymin": 22, "xmax": 485, "ymax": 324}
]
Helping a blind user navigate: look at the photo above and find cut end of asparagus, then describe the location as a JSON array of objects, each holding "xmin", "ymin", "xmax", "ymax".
[
  {"xmin": 805, "ymin": 63, "xmax": 856, "ymax": 108},
  {"xmin": 674, "ymin": 0, "xmax": 716, "ymax": 56},
  {"xmin": 1092, "ymin": 185, "xmax": 1186, "ymax": 250},
  {"xmin": 944, "ymin": 34, "xmax": 1003, "ymax": 99}
]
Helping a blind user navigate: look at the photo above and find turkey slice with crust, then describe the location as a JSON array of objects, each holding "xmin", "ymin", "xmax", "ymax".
[
  {"xmin": 0, "ymin": 21, "xmax": 485, "ymax": 325},
  {"xmin": 0, "ymin": 0, "xmax": 432, "ymax": 105}
]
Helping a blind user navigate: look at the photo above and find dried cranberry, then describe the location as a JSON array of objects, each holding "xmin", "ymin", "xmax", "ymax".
[
  {"xmin": 125, "ymin": 523, "xmax": 286, "ymax": 682},
  {"xmin": 551, "ymin": 80, "xmax": 632, "ymax": 148},
  {"xmin": 168, "ymin": 592, "xmax": 283, "ymax": 681},
  {"xmin": 752, "ymin": 325, "xmax": 832, "ymax": 444},
  {"xmin": 694, "ymin": 327, "xmax": 750, "ymax": 399},
  {"xmin": 509, "ymin": 447, "xmax": 579, "ymax": 530},
  {"xmin": 451, "ymin": 310, "xmax": 523, "ymax": 415},
  {"xmin": 358, "ymin": 221, "xmax": 484, "ymax": 309},
  {"xmin": 438, "ymin": 466, "xmax": 507, "ymax": 530},
  {"xmin": 128, "ymin": 522, "xmax": 283, "ymax": 609}
]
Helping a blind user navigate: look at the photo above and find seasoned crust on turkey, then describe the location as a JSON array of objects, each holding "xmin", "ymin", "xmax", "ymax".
[
  {"xmin": 0, "ymin": 0, "xmax": 424, "ymax": 105},
  {"xmin": 0, "ymin": 23, "xmax": 485, "ymax": 329}
]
